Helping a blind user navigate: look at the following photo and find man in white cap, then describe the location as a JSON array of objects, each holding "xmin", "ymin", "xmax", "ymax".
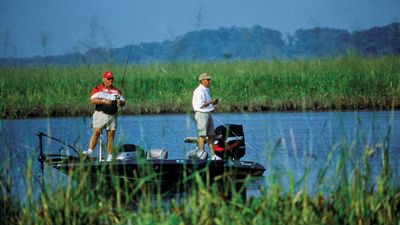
[{"xmin": 192, "ymin": 73, "xmax": 221, "ymax": 160}]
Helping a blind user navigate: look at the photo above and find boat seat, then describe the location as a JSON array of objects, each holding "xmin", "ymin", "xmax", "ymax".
[
  {"xmin": 116, "ymin": 144, "xmax": 146, "ymax": 161},
  {"xmin": 146, "ymin": 149, "xmax": 168, "ymax": 159}
]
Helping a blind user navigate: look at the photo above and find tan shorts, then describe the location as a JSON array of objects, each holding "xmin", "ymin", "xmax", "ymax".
[
  {"xmin": 92, "ymin": 111, "xmax": 117, "ymax": 130},
  {"xmin": 195, "ymin": 111, "xmax": 215, "ymax": 136}
]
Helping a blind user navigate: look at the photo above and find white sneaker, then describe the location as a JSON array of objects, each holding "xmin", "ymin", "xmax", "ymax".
[
  {"xmin": 210, "ymin": 155, "xmax": 222, "ymax": 160},
  {"xmin": 106, "ymin": 154, "xmax": 113, "ymax": 162},
  {"xmin": 82, "ymin": 149, "xmax": 93, "ymax": 156}
]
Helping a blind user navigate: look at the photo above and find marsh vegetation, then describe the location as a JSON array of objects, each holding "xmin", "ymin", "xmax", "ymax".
[{"xmin": 1, "ymin": 55, "xmax": 399, "ymax": 119}]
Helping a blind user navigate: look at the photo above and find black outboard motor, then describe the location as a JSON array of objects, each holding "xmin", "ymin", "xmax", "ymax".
[{"xmin": 213, "ymin": 124, "xmax": 245, "ymax": 160}]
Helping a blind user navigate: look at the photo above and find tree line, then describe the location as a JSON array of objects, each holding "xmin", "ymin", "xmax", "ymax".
[{"xmin": 1, "ymin": 22, "xmax": 399, "ymax": 66}]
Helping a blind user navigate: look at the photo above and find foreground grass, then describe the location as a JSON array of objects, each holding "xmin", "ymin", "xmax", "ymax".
[
  {"xmin": 1, "ymin": 136, "xmax": 399, "ymax": 225},
  {"xmin": 1, "ymin": 55, "xmax": 400, "ymax": 119}
]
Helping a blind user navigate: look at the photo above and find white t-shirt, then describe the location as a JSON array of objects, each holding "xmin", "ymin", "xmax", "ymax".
[{"xmin": 192, "ymin": 84, "xmax": 214, "ymax": 112}]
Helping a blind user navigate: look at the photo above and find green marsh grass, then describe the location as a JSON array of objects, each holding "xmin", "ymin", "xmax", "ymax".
[{"xmin": 1, "ymin": 55, "xmax": 400, "ymax": 119}]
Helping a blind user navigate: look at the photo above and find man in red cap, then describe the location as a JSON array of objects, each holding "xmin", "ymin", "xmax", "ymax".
[{"xmin": 83, "ymin": 71, "xmax": 125, "ymax": 161}]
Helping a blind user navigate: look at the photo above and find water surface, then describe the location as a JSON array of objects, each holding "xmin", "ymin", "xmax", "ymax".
[{"xmin": 1, "ymin": 110, "xmax": 399, "ymax": 201}]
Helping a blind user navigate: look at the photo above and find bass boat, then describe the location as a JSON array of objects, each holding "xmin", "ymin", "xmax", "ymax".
[{"xmin": 37, "ymin": 124, "xmax": 266, "ymax": 193}]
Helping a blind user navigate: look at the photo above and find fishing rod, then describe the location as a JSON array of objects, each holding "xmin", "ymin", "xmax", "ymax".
[
  {"xmin": 121, "ymin": 42, "xmax": 133, "ymax": 87},
  {"xmin": 213, "ymin": 82, "xmax": 251, "ymax": 104}
]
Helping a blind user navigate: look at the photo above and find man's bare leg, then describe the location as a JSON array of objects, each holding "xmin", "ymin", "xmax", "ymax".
[
  {"xmin": 106, "ymin": 130, "xmax": 115, "ymax": 155},
  {"xmin": 88, "ymin": 128, "xmax": 102, "ymax": 150},
  {"xmin": 197, "ymin": 136, "xmax": 206, "ymax": 150},
  {"xmin": 208, "ymin": 135, "xmax": 215, "ymax": 155}
]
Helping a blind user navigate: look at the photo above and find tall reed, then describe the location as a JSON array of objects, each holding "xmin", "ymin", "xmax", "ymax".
[
  {"xmin": 1, "ymin": 131, "xmax": 399, "ymax": 224},
  {"xmin": 1, "ymin": 55, "xmax": 399, "ymax": 119}
]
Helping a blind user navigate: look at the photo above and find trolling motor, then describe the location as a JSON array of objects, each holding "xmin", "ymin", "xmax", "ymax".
[
  {"xmin": 37, "ymin": 132, "xmax": 45, "ymax": 180},
  {"xmin": 36, "ymin": 132, "xmax": 81, "ymax": 165},
  {"xmin": 36, "ymin": 132, "xmax": 82, "ymax": 188},
  {"xmin": 213, "ymin": 124, "xmax": 246, "ymax": 160}
]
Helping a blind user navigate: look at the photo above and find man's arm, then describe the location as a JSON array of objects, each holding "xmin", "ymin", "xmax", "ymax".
[{"xmin": 90, "ymin": 98, "xmax": 112, "ymax": 105}]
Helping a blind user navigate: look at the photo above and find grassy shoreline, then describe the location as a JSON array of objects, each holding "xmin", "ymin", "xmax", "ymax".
[{"xmin": 1, "ymin": 55, "xmax": 400, "ymax": 119}]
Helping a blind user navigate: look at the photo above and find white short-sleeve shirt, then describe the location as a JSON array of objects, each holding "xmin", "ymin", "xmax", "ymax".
[{"xmin": 192, "ymin": 84, "xmax": 214, "ymax": 112}]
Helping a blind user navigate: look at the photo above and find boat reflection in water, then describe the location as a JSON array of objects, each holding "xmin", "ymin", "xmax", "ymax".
[{"xmin": 37, "ymin": 124, "xmax": 266, "ymax": 200}]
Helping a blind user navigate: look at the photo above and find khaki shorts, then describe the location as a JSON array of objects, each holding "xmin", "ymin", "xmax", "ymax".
[
  {"xmin": 92, "ymin": 111, "xmax": 117, "ymax": 130},
  {"xmin": 195, "ymin": 112, "xmax": 215, "ymax": 136}
]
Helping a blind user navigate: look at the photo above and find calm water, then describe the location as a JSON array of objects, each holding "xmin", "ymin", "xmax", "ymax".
[{"xmin": 1, "ymin": 110, "xmax": 399, "ymax": 201}]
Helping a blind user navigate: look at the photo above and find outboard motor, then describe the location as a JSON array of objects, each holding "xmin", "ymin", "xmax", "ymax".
[{"xmin": 213, "ymin": 124, "xmax": 245, "ymax": 160}]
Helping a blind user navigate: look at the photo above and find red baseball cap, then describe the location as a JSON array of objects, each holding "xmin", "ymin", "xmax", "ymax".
[{"xmin": 103, "ymin": 71, "xmax": 114, "ymax": 79}]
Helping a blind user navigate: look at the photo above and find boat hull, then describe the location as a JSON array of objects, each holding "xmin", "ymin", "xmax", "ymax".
[{"xmin": 46, "ymin": 157, "xmax": 265, "ymax": 192}]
